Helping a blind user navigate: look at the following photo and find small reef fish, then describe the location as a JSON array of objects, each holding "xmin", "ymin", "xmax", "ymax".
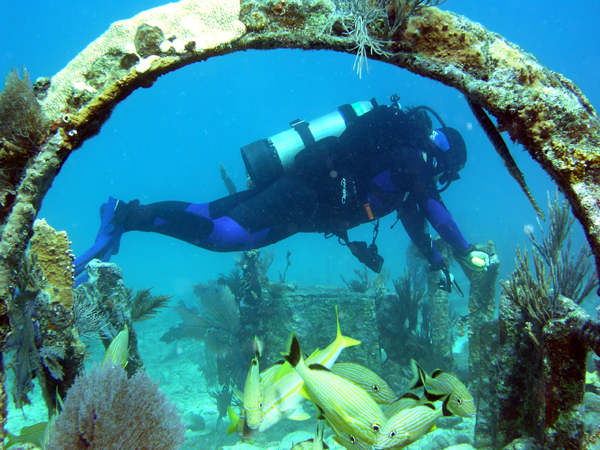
[
  {"xmin": 332, "ymin": 362, "xmax": 396, "ymax": 404},
  {"xmin": 325, "ymin": 412, "xmax": 374, "ymax": 450},
  {"xmin": 4, "ymin": 422, "xmax": 48, "ymax": 449},
  {"xmin": 254, "ymin": 368, "xmax": 312, "ymax": 434},
  {"xmin": 227, "ymin": 406, "xmax": 258, "ymax": 441},
  {"xmin": 383, "ymin": 392, "xmax": 421, "ymax": 418},
  {"xmin": 102, "ymin": 325, "xmax": 129, "ymax": 368},
  {"xmin": 290, "ymin": 419, "xmax": 329, "ymax": 450},
  {"xmin": 243, "ymin": 336, "xmax": 263, "ymax": 429},
  {"xmin": 374, "ymin": 402, "xmax": 443, "ymax": 450},
  {"xmin": 284, "ymin": 332, "xmax": 386, "ymax": 445},
  {"xmin": 305, "ymin": 305, "xmax": 361, "ymax": 366},
  {"xmin": 259, "ymin": 360, "xmax": 285, "ymax": 391},
  {"xmin": 229, "ymin": 307, "xmax": 360, "ymax": 438},
  {"xmin": 409, "ymin": 359, "xmax": 476, "ymax": 418}
]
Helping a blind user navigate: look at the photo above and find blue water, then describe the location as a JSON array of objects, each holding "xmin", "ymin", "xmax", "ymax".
[
  {"xmin": 2, "ymin": 1, "xmax": 598, "ymax": 300},
  {"xmin": 2, "ymin": 0, "xmax": 598, "ymax": 302}
]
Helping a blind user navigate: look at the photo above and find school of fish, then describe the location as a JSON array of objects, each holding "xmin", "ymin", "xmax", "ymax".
[{"xmin": 228, "ymin": 307, "xmax": 476, "ymax": 449}]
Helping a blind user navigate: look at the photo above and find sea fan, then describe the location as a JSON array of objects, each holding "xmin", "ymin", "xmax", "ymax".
[{"xmin": 46, "ymin": 363, "xmax": 185, "ymax": 450}]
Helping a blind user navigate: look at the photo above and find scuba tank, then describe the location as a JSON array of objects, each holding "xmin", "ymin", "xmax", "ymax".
[{"xmin": 241, "ymin": 100, "xmax": 377, "ymax": 188}]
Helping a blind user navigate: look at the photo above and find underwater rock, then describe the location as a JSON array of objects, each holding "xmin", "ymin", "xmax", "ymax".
[
  {"xmin": 474, "ymin": 320, "xmax": 500, "ymax": 450},
  {"xmin": 84, "ymin": 259, "xmax": 129, "ymax": 315},
  {"xmin": 456, "ymin": 241, "xmax": 500, "ymax": 396},
  {"xmin": 444, "ymin": 445, "xmax": 477, "ymax": 450},
  {"xmin": 183, "ymin": 411, "xmax": 206, "ymax": 432},
  {"xmin": 428, "ymin": 271, "xmax": 452, "ymax": 370},
  {"xmin": 500, "ymin": 437, "xmax": 544, "ymax": 450},
  {"xmin": 542, "ymin": 297, "xmax": 588, "ymax": 449},
  {"xmin": 29, "ymin": 218, "xmax": 74, "ymax": 309},
  {"xmin": 584, "ymin": 392, "xmax": 600, "ymax": 414},
  {"xmin": 497, "ymin": 291, "xmax": 544, "ymax": 447}
]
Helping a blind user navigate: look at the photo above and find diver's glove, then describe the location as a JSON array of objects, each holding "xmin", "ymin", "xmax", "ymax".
[
  {"xmin": 347, "ymin": 241, "xmax": 384, "ymax": 273},
  {"xmin": 434, "ymin": 266, "xmax": 464, "ymax": 297},
  {"xmin": 455, "ymin": 245, "xmax": 490, "ymax": 272}
]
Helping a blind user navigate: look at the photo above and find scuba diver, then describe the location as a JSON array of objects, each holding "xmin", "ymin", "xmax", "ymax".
[{"xmin": 73, "ymin": 95, "xmax": 490, "ymax": 292}]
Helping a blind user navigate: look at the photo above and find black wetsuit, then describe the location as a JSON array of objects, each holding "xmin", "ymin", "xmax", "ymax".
[{"xmin": 118, "ymin": 105, "xmax": 470, "ymax": 269}]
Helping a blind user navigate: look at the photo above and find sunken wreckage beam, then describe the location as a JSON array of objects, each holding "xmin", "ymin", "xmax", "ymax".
[{"xmin": 0, "ymin": 0, "xmax": 599, "ymax": 438}]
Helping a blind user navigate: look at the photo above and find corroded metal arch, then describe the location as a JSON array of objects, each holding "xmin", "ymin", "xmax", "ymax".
[{"xmin": 1, "ymin": 0, "xmax": 599, "ymax": 353}]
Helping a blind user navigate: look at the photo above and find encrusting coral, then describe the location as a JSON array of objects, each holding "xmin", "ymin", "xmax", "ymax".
[
  {"xmin": 29, "ymin": 219, "xmax": 75, "ymax": 309},
  {"xmin": 499, "ymin": 192, "xmax": 600, "ymax": 448}
]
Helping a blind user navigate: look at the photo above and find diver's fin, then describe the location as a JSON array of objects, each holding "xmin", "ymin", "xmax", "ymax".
[{"xmin": 73, "ymin": 197, "xmax": 130, "ymax": 282}]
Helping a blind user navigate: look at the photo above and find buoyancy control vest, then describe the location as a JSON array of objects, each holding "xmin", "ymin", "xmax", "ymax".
[{"xmin": 241, "ymin": 99, "xmax": 378, "ymax": 188}]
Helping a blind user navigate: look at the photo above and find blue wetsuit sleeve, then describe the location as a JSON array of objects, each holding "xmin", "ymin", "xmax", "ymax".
[
  {"xmin": 398, "ymin": 198, "xmax": 445, "ymax": 269},
  {"xmin": 425, "ymin": 199, "xmax": 470, "ymax": 254},
  {"xmin": 392, "ymin": 146, "xmax": 470, "ymax": 267}
]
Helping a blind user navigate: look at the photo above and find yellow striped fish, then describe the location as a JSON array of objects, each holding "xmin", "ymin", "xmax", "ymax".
[
  {"xmin": 290, "ymin": 419, "xmax": 329, "ymax": 450},
  {"xmin": 383, "ymin": 392, "xmax": 421, "ymax": 418},
  {"xmin": 259, "ymin": 361, "xmax": 285, "ymax": 391},
  {"xmin": 306, "ymin": 306, "xmax": 361, "ymax": 365},
  {"xmin": 332, "ymin": 362, "xmax": 396, "ymax": 404},
  {"xmin": 4, "ymin": 422, "xmax": 48, "ymax": 449},
  {"xmin": 409, "ymin": 359, "xmax": 476, "ymax": 418},
  {"xmin": 325, "ymin": 412, "xmax": 373, "ymax": 450},
  {"xmin": 102, "ymin": 326, "xmax": 129, "ymax": 367},
  {"xmin": 284, "ymin": 333, "xmax": 386, "ymax": 445},
  {"xmin": 243, "ymin": 337, "xmax": 263, "ymax": 429},
  {"xmin": 226, "ymin": 406, "xmax": 258, "ymax": 442},
  {"xmin": 374, "ymin": 402, "xmax": 442, "ymax": 449},
  {"xmin": 251, "ymin": 307, "xmax": 360, "ymax": 435},
  {"xmin": 256, "ymin": 368, "xmax": 311, "ymax": 434}
]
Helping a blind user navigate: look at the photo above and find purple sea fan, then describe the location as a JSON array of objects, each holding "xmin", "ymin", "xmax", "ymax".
[{"xmin": 46, "ymin": 363, "xmax": 185, "ymax": 450}]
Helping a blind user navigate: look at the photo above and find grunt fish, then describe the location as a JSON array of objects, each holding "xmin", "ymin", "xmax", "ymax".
[
  {"xmin": 250, "ymin": 306, "xmax": 361, "ymax": 435},
  {"xmin": 306, "ymin": 305, "xmax": 361, "ymax": 365},
  {"xmin": 466, "ymin": 98, "xmax": 545, "ymax": 221},
  {"xmin": 284, "ymin": 333, "xmax": 386, "ymax": 445},
  {"xmin": 325, "ymin": 411, "xmax": 374, "ymax": 450},
  {"xmin": 374, "ymin": 402, "xmax": 443, "ymax": 449},
  {"xmin": 102, "ymin": 326, "xmax": 129, "ymax": 368},
  {"xmin": 383, "ymin": 391, "xmax": 421, "ymax": 418},
  {"xmin": 255, "ymin": 368, "xmax": 312, "ymax": 435},
  {"xmin": 259, "ymin": 360, "xmax": 285, "ymax": 392},
  {"xmin": 409, "ymin": 359, "xmax": 476, "ymax": 418},
  {"xmin": 4, "ymin": 422, "xmax": 48, "ymax": 449},
  {"xmin": 332, "ymin": 362, "xmax": 396, "ymax": 404},
  {"xmin": 290, "ymin": 419, "xmax": 329, "ymax": 450},
  {"xmin": 243, "ymin": 336, "xmax": 263, "ymax": 429}
]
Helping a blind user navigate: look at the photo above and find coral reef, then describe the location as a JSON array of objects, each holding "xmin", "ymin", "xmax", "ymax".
[
  {"xmin": 4, "ymin": 248, "xmax": 86, "ymax": 416},
  {"xmin": 0, "ymin": 68, "xmax": 51, "ymax": 226},
  {"xmin": 495, "ymin": 194, "xmax": 600, "ymax": 449},
  {"xmin": 76, "ymin": 260, "xmax": 169, "ymax": 377},
  {"xmin": 163, "ymin": 280, "xmax": 245, "ymax": 387},
  {"xmin": 0, "ymin": 68, "xmax": 49, "ymax": 152}
]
